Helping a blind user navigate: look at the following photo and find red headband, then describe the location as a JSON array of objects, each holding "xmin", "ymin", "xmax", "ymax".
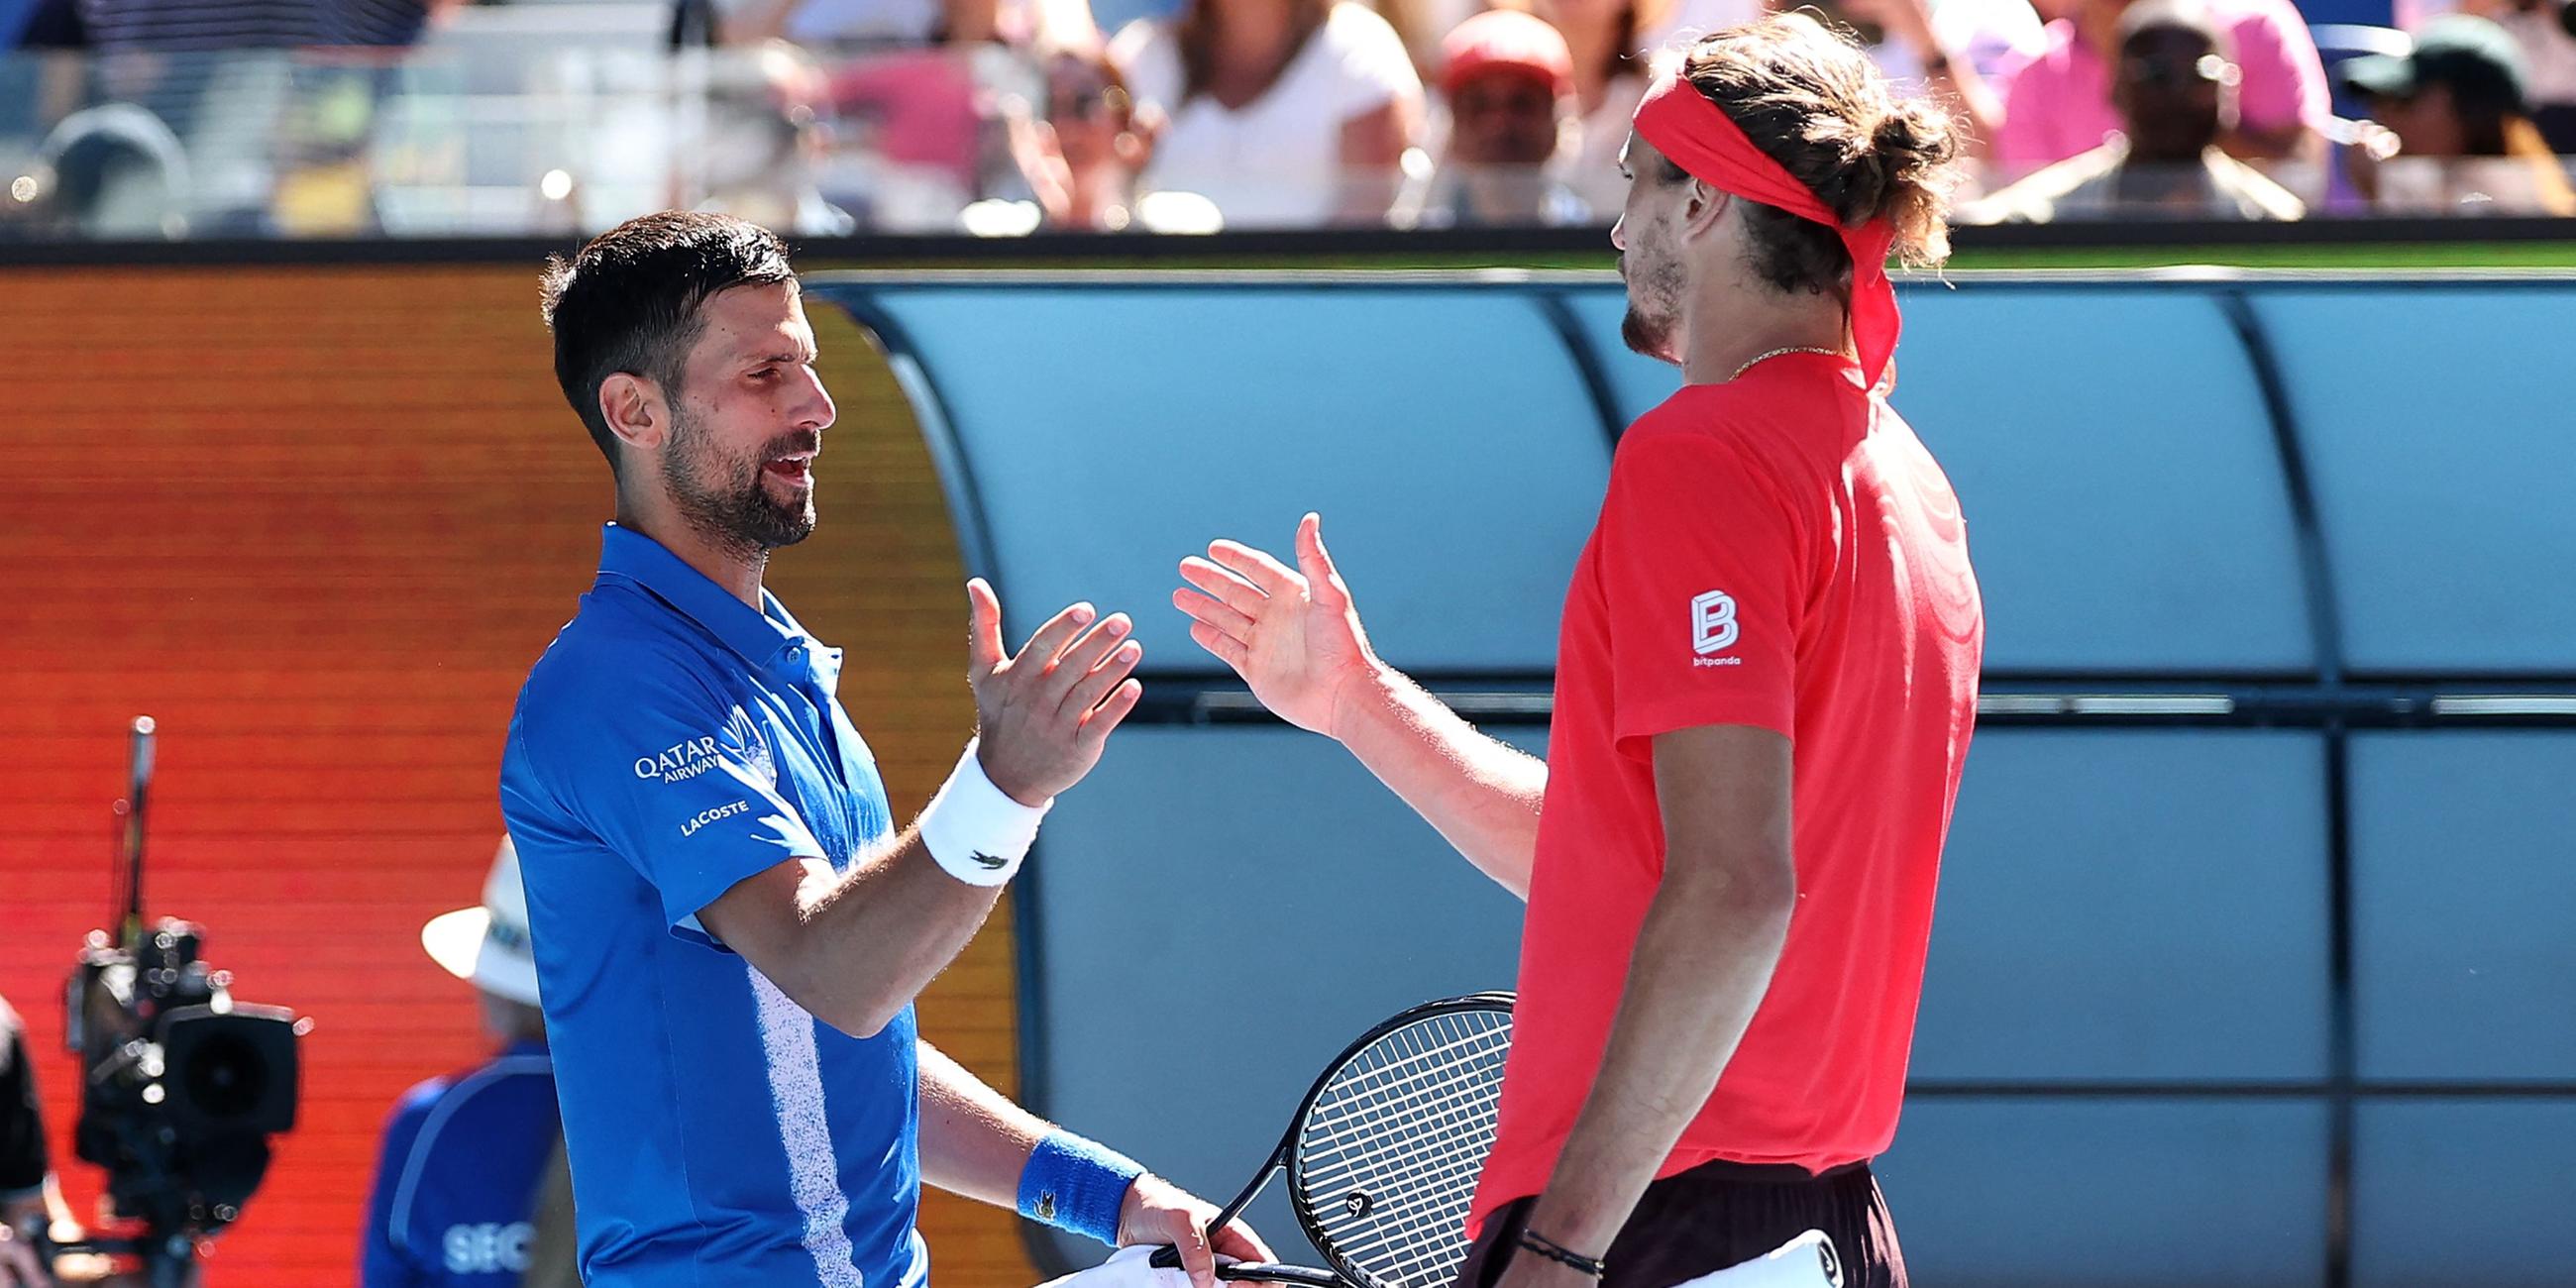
[{"xmin": 1632, "ymin": 73, "xmax": 1900, "ymax": 392}]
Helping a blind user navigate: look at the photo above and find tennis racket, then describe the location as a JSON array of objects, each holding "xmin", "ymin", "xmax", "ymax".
[{"xmin": 1151, "ymin": 993, "xmax": 1515, "ymax": 1288}]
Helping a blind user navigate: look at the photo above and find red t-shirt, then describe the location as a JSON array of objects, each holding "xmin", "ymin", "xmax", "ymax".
[{"xmin": 1470, "ymin": 353, "xmax": 1985, "ymax": 1228}]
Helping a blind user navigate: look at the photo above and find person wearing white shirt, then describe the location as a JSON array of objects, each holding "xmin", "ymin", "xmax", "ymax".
[
  {"xmin": 1114, "ymin": 0, "xmax": 1425, "ymax": 225},
  {"xmin": 1531, "ymin": 0, "xmax": 1764, "ymax": 209}
]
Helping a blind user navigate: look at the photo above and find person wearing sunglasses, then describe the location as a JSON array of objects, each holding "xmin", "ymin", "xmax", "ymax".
[{"xmin": 1969, "ymin": 0, "xmax": 2304, "ymax": 219}]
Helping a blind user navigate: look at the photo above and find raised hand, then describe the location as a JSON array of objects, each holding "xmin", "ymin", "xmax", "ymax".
[
  {"xmin": 1174, "ymin": 512, "xmax": 1380, "ymax": 739},
  {"xmin": 964, "ymin": 579, "xmax": 1145, "ymax": 805}
]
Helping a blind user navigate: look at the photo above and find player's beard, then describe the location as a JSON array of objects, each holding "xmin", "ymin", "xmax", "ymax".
[
  {"xmin": 663, "ymin": 402, "xmax": 817, "ymax": 557},
  {"xmin": 1619, "ymin": 243, "xmax": 1685, "ymax": 366}
]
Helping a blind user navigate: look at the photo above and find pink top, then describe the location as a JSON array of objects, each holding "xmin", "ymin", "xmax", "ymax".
[{"xmin": 1992, "ymin": 0, "xmax": 2330, "ymax": 171}]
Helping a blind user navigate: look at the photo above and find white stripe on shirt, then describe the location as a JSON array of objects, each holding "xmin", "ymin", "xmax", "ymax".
[{"xmin": 749, "ymin": 967, "xmax": 865, "ymax": 1288}]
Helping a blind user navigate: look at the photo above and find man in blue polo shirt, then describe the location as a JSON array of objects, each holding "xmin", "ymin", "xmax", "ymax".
[
  {"xmin": 502, "ymin": 211, "xmax": 1267, "ymax": 1288},
  {"xmin": 361, "ymin": 837, "xmax": 570, "ymax": 1288}
]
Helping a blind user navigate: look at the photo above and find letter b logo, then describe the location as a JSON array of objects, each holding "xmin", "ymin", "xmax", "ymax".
[{"xmin": 1690, "ymin": 590, "xmax": 1739, "ymax": 656}]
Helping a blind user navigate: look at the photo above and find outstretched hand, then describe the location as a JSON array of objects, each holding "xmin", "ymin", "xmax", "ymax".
[
  {"xmin": 965, "ymin": 579, "xmax": 1145, "ymax": 805},
  {"xmin": 1173, "ymin": 513, "xmax": 1381, "ymax": 739}
]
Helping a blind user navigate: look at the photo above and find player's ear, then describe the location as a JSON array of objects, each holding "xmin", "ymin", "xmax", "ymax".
[
  {"xmin": 598, "ymin": 372, "xmax": 668, "ymax": 455},
  {"xmin": 1683, "ymin": 180, "xmax": 1730, "ymax": 237}
]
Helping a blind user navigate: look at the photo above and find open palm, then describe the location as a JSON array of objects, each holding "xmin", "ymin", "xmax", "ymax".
[{"xmin": 1173, "ymin": 513, "xmax": 1380, "ymax": 737}]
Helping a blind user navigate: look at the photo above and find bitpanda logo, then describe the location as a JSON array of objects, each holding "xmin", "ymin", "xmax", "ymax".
[
  {"xmin": 632, "ymin": 705, "xmax": 776, "ymax": 788},
  {"xmin": 1690, "ymin": 590, "xmax": 1744, "ymax": 667}
]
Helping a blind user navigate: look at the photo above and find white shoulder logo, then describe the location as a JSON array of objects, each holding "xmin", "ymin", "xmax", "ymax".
[
  {"xmin": 631, "ymin": 705, "xmax": 777, "ymax": 788},
  {"xmin": 719, "ymin": 704, "xmax": 777, "ymax": 789},
  {"xmin": 1690, "ymin": 590, "xmax": 1742, "ymax": 663}
]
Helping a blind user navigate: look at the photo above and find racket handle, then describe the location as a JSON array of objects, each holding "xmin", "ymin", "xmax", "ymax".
[{"xmin": 1212, "ymin": 1263, "xmax": 1345, "ymax": 1287}]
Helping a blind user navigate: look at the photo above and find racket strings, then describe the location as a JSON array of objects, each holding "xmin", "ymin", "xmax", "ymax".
[
  {"xmin": 1289, "ymin": 1008, "xmax": 1513, "ymax": 1288},
  {"xmin": 1300, "ymin": 1024, "xmax": 1514, "ymax": 1132},
  {"xmin": 1302, "ymin": 1011, "xmax": 1510, "ymax": 1170},
  {"xmin": 1302, "ymin": 1016, "xmax": 1498, "ymax": 1181},
  {"xmin": 1308, "ymin": 1046, "xmax": 1505, "ymax": 1285}
]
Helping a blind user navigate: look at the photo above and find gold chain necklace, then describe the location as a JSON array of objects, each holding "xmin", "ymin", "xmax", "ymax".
[{"xmin": 1729, "ymin": 346, "xmax": 1848, "ymax": 382}]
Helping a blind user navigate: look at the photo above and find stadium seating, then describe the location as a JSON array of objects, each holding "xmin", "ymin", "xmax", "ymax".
[{"xmin": 809, "ymin": 273, "xmax": 2576, "ymax": 1288}]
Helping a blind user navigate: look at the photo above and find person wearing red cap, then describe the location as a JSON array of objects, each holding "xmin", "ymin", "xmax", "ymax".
[
  {"xmin": 1173, "ymin": 14, "xmax": 1981, "ymax": 1288},
  {"xmin": 1408, "ymin": 9, "xmax": 1592, "ymax": 226}
]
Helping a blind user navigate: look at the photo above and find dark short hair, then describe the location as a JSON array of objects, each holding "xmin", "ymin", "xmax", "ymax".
[
  {"xmin": 2117, "ymin": 0, "xmax": 2227, "ymax": 54},
  {"xmin": 539, "ymin": 212, "xmax": 796, "ymax": 472},
  {"xmin": 1660, "ymin": 15, "xmax": 1961, "ymax": 299}
]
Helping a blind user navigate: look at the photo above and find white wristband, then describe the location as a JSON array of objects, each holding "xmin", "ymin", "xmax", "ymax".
[{"xmin": 918, "ymin": 739, "xmax": 1051, "ymax": 886}]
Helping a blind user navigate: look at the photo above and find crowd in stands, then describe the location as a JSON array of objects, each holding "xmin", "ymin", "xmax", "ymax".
[{"xmin": 0, "ymin": 0, "xmax": 2570, "ymax": 236}]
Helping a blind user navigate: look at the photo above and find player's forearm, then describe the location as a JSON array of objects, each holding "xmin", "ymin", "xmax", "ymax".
[
  {"xmin": 916, "ymin": 1040, "xmax": 1048, "ymax": 1208},
  {"xmin": 775, "ymin": 841, "xmax": 1007, "ymax": 1036},
  {"xmin": 1335, "ymin": 666, "xmax": 1548, "ymax": 899},
  {"xmin": 1518, "ymin": 857, "xmax": 1794, "ymax": 1253}
]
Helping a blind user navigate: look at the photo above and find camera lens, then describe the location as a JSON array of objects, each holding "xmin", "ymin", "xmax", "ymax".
[{"xmin": 183, "ymin": 1031, "xmax": 269, "ymax": 1120}]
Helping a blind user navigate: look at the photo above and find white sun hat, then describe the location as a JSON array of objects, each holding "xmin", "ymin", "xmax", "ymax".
[{"xmin": 420, "ymin": 837, "xmax": 542, "ymax": 1008}]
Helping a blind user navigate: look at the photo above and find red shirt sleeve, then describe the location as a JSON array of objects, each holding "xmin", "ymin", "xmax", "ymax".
[{"xmin": 1598, "ymin": 429, "xmax": 1809, "ymax": 755}]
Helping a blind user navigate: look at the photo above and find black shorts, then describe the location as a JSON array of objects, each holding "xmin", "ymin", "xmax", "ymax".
[{"xmin": 1453, "ymin": 1159, "xmax": 1905, "ymax": 1288}]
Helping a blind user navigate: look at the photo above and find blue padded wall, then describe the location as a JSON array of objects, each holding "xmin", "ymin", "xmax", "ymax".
[
  {"xmin": 2255, "ymin": 287, "xmax": 2576, "ymax": 676},
  {"xmin": 1916, "ymin": 730, "xmax": 2331, "ymax": 1083},
  {"xmin": 849, "ymin": 286, "xmax": 1611, "ymax": 676},
  {"xmin": 2350, "ymin": 1101, "xmax": 2576, "ymax": 1288},
  {"xmin": 2348, "ymin": 732, "xmax": 2576, "ymax": 1082},
  {"xmin": 1878, "ymin": 1099, "xmax": 2331, "ymax": 1288}
]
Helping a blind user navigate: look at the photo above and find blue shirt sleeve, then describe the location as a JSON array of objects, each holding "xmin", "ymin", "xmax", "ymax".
[
  {"xmin": 510, "ymin": 654, "xmax": 829, "ymax": 944},
  {"xmin": 361, "ymin": 1081, "xmax": 441, "ymax": 1288}
]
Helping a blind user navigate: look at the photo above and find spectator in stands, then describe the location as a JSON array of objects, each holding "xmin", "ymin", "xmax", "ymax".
[
  {"xmin": 973, "ymin": 44, "xmax": 1224, "ymax": 230},
  {"xmin": 1972, "ymin": 0, "xmax": 2304, "ymax": 218},
  {"xmin": 2400, "ymin": 0, "xmax": 2576, "ymax": 150},
  {"xmin": 1813, "ymin": 0, "xmax": 2046, "ymax": 147},
  {"xmin": 1401, "ymin": 9, "xmax": 1588, "ymax": 225},
  {"xmin": 361, "ymin": 839, "xmax": 576, "ymax": 1288},
  {"xmin": 1519, "ymin": 0, "xmax": 1761, "ymax": 209},
  {"xmin": 693, "ymin": 40, "xmax": 858, "ymax": 235},
  {"xmin": 822, "ymin": 44, "xmax": 987, "ymax": 230},
  {"xmin": 54, "ymin": 0, "xmax": 454, "ymax": 49},
  {"xmin": 1111, "ymin": 0, "xmax": 1423, "ymax": 225},
  {"xmin": 1993, "ymin": 0, "xmax": 2329, "ymax": 176},
  {"xmin": 712, "ymin": 0, "xmax": 1000, "ymax": 46},
  {"xmin": 2341, "ymin": 13, "xmax": 2576, "ymax": 213}
]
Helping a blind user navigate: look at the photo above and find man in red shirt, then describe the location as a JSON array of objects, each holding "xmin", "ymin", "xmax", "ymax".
[{"xmin": 1172, "ymin": 16, "xmax": 1982, "ymax": 1288}]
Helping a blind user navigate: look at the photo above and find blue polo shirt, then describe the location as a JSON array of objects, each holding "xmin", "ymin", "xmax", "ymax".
[
  {"xmin": 500, "ymin": 524, "xmax": 922, "ymax": 1288},
  {"xmin": 360, "ymin": 1041, "xmax": 559, "ymax": 1288}
]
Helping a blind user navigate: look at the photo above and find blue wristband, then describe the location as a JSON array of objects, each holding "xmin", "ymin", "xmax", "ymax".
[{"xmin": 1018, "ymin": 1129, "xmax": 1145, "ymax": 1245}]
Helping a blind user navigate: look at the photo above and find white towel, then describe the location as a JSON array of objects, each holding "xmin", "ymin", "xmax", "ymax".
[
  {"xmin": 1678, "ymin": 1231, "xmax": 1841, "ymax": 1288},
  {"xmin": 1036, "ymin": 1245, "xmax": 1206, "ymax": 1288}
]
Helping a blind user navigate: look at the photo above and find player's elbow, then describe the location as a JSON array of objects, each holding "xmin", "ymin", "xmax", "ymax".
[
  {"xmin": 1663, "ymin": 843, "xmax": 1796, "ymax": 924},
  {"xmin": 765, "ymin": 960, "xmax": 908, "ymax": 1038},
  {"xmin": 830, "ymin": 995, "xmax": 910, "ymax": 1040}
]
